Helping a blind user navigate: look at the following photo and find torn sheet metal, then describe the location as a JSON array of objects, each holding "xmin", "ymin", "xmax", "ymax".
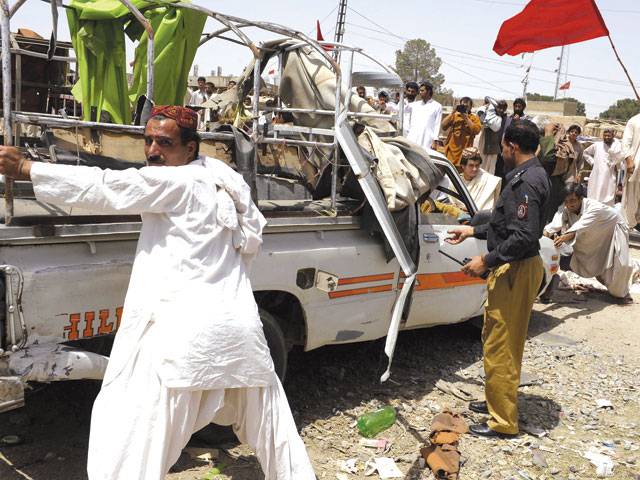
[
  {"xmin": 8, "ymin": 342, "xmax": 108, "ymax": 383},
  {"xmin": 380, "ymin": 273, "xmax": 416, "ymax": 382}
]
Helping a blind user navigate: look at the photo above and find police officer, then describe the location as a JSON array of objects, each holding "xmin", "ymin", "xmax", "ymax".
[{"xmin": 447, "ymin": 119, "xmax": 550, "ymax": 437}]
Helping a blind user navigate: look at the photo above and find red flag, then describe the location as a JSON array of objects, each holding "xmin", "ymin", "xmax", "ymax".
[
  {"xmin": 315, "ymin": 20, "xmax": 333, "ymax": 51},
  {"xmin": 316, "ymin": 20, "xmax": 325, "ymax": 42},
  {"xmin": 559, "ymin": 80, "xmax": 571, "ymax": 90},
  {"xmin": 493, "ymin": 0, "xmax": 609, "ymax": 56}
]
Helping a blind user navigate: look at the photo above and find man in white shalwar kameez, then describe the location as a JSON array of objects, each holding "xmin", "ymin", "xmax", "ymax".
[
  {"xmin": 475, "ymin": 99, "xmax": 508, "ymax": 175},
  {"xmin": 621, "ymin": 113, "xmax": 640, "ymax": 227},
  {"xmin": 583, "ymin": 129, "xmax": 624, "ymax": 206},
  {"xmin": 454, "ymin": 147, "xmax": 501, "ymax": 211},
  {"xmin": 543, "ymin": 183, "xmax": 635, "ymax": 300},
  {"xmin": 0, "ymin": 105, "xmax": 315, "ymax": 480},
  {"xmin": 406, "ymin": 82, "xmax": 442, "ymax": 150}
]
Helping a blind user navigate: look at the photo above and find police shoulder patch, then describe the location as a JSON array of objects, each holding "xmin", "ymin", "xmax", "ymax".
[{"xmin": 517, "ymin": 203, "xmax": 528, "ymax": 219}]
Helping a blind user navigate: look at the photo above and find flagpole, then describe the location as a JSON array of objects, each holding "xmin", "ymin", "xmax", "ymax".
[{"xmin": 607, "ymin": 35, "xmax": 640, "ymax": 102}]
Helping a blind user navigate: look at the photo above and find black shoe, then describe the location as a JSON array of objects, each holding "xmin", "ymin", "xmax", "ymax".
[
  {"xmin": 469, "ymin": 422, "xmax": 517, "ymax": 438},
  {"xmin": 469, "ymin": 401, "xmax": 489, "ymax": 414}
]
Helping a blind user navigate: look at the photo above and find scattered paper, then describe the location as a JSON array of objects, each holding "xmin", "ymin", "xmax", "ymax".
[
  {"xmin": 339, "ymin": 458, "xmax": 358, "ymax": 474},
  {"xmin": 584, "ymin": 449, "xmax": 615, "ymax": 478},
  {"xmin": 374, "ymin": 457, "xmax": 403, "ymax": 479},
  {"xmin": 596, "ymin": 399, "xmax": 614, "ymax": 409}
]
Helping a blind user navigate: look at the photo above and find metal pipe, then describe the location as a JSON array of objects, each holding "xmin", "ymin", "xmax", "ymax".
[
  {"xmin": 259, "ymin": 137, "xmax": 334, "ymax": 149},
  {"xmin": 9, "ymin": 47, "xmax": 75, "ymax": 63},
  {"xmin": 118, "ymin": 0, "xmax": 154, "ymax": 103},
  {"xmin": 250, "ymin": 56, "xmax": 261, "ymax": 202},
  {"xmin": 173, "ymin": 2, "xmax": 260, "ymax": 58},
  {"xmin": 1, "ymin": 0, "xmax": 15, "ymax": 225},
  {"xmin": 8, "ymin": 0, "xmax": 27, "ymax": 17},
  {"xmin": 265, "ymin": 107, "xmax": 395, "ymax": 121},
  {"xmin": 13, "ymin": 112, "xmax": 239, "ymax": 141},
  {"xmin": 331, "ymin": 67, "xmax": 342, "ymax": 210}
]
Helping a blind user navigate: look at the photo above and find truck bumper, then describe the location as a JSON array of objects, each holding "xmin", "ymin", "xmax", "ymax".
[
  {"xmin": 0, "ymin": 343, "xmax": 109, "ymax": 411},
  {"xmin": 0, "ymin": 376, "xmax": 24, "ymax": 413},
  {"xmin": 8, "ymin": 342, "xmax": 109, "ymax": 382}
]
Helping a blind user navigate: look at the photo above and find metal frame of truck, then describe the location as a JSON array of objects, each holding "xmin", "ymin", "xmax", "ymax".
[
  {"xmin": 0, "ymin": 1, "xmax": 558, "ymax": 413},
  {"xmin": 0, "ymin": 0, "xmax": 426, "ymax": 410}
]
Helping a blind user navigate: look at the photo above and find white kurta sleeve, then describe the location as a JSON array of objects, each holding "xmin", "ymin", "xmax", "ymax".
[
  {"xmin": 31, "ymin": 162, "xmax": 195, "ymax": 214},
  {"xmin": 544, "ymin": 209, "xmax": 564, "ymax": 235},
  {"xmin": 583, "ymin": 144, "xmax": 596, "ymax": 166},
  {"xmin": 432, "ymin": 104, "xmax": 443, "ymax": 143},
  {"xmin": 607, "ymin": 140, "xmax": 624, "ymax": 167},
  {"xmin": 622, "ymin": 120, "xmax": 636, "ymax": 159},
  {"xmin": 482, "ymin": 107, "xmax": 503, "ymax": 132}
]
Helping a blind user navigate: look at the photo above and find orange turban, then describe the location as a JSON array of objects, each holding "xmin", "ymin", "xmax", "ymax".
[{"xmin": 150, "ymin": 105, "xmax": 198, "ymax": 130}]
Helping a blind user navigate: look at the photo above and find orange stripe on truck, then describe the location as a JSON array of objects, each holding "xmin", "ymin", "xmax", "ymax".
[
  {"xmin": 328, "ymin": 284, "xmax": 394, "ymax": 299},
  {"xmin": 338, "ymin": 273, "xmax": 395, "ymax": 285},
  {"xmin": 414, "ymin": 272, "xmax": 486, "ymax": 290}
]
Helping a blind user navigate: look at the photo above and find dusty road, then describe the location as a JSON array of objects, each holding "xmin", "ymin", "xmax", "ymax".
[{"xmin": 1, "ymin": 255, "xmax": 639, "ymax": 480}]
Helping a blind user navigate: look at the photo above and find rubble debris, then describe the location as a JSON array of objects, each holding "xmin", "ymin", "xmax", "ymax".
[
  {"xmin": 584, "ymin": 449, "xmax": 615, "ymax": 477},
  {"xmin": 371, "ymin": 457, "xmax": 403, "ymax": 479},
  {"xmin": 434, "ymin": 380, "xmax": 476, "ymax": 401},
  {"xmin": 184, "ymin": 447, "xmax": 219, "ymax": 462}
]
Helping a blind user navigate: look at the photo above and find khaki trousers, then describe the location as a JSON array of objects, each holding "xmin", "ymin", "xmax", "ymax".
[{"xmin": 483, "ymin": 255, "xmax": 543, "ymax": 434}]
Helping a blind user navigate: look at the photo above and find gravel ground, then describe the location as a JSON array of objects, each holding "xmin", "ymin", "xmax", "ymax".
[{"xmin": 1, "ymin": 252, "xmax": 639, "ymax": 480}]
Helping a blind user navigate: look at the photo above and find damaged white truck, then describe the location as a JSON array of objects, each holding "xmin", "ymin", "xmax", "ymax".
[{"xmin": 0, "ymin": 2, "xmax": 558, "ymax": 413}]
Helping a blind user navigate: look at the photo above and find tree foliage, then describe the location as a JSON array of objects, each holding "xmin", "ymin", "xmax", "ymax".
[
  {"xmin": 395, "ymin": 39, "xmax": 445, "ymax": 92},
  {"xmin": 525, "ymin": 92, "xmax": 586, "ymax": 116},
  {"xmin": 599, "ymin": 98, "xmax": 640, "ymax": 122}
]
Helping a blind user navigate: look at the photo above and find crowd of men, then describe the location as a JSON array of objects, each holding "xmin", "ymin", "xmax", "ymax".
[{"xmin": 375, "ymin": 80, "xmax": 639, "ymax": 303}]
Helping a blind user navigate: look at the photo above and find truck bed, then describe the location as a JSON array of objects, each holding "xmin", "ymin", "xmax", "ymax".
[{"xmin": 0, "ymin": 196, "xmax": 363, "ymax": 244}]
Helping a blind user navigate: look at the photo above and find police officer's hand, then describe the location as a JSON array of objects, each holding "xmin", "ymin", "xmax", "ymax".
[
  {"xmin": 446, "ymin": 225, "xmax": 474, "ymax": 244},
  {"xmin": 462, "ymin": 255, "xmax": 487, "ymax": 277},
  {"xmin": 0, "ymin": 146, "xmax": 31, "ymax": 180}
]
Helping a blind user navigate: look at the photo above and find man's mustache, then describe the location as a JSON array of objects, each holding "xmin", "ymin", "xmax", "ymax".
[{"xmin": 147, "ymin": 155, "xmax": 164, "ymax": 164}]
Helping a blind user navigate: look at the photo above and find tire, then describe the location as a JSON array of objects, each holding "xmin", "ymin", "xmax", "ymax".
[
  {"xmin": 192, "ymin": 309, "xmax": 288, "ymax": 446},
  {"xmin": 259, "ymin": 308, "xmax": 288, "ymax": 382}
]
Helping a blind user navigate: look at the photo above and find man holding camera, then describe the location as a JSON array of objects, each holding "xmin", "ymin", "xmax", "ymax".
[{"xmin": 442, "ymin": 97, "xmax": 482, "ymax": 165}]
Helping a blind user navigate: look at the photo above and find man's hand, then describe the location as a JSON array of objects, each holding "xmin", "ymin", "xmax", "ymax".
[
  {"xmin": 0, "ymin": 147, "xmax": 31, "ymax": 180},
  {"xmin": 446, "ymin": 225, "xmax": 474, "ymax": 245},
  {"xmin": 626, "ymin": 156, "xmax": 636, "ymax": 176},
  {"xmin": 544, "ymin": 123, "xmax": 559, "ymax": 137},
  {"xmin": 553, "ymin": 232, "xmax": 575, "ymax": 248},
  {"xmin": 462, "ymin": 255, "xmax": 487, "ymax": 278}
]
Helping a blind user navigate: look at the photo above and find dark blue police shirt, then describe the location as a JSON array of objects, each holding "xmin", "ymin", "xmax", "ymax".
[{"xmin": 474, "ymin": 156, "xmax": 551, "ymax": 268}]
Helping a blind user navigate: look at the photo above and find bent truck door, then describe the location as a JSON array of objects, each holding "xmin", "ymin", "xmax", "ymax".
[{"xmin": 405, "ymin": 167, "xmax": 487, "ymax": 328}]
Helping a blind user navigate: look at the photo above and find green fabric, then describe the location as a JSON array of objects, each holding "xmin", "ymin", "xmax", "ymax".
[
  {"xmin": 128, "ymin": 6, "xmax": 206, "ymax": 107},
  {"xmin": 66, "ymin": 0, "xmax": 205, "ymax": 124},
  {"xmin": 67, "ymin": 0, "xmax": 153, "ymax": 20},
  {"xmin": 67, "ymin": 8, "xmax": 132, "ymax": 123}
]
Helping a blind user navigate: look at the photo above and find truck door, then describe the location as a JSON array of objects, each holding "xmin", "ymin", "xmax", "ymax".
[{"xmin": 404, "ymin": 167, "xmax": 487, "ymax": 328}]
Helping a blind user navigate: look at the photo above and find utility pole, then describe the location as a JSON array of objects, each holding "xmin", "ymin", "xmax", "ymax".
[
  {"xmin": 333, "ymin": 0, "xmax": 347, "ymax": 62},
  {"xmin": 521, "ymin": 65, "xmax": 530, "ymax": 101},
  {"xmin": 553, "ymin": 45, "xmax": 565, "ymax": 100}
]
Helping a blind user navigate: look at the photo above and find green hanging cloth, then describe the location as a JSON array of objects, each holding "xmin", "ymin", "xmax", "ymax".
[
  {"xmin": 128, "ymin": 6, "xmax": 206, "ymax": 107},
  {"xmin": 66, "ymin": 0, "xmax": 205, "ymax": 124}
]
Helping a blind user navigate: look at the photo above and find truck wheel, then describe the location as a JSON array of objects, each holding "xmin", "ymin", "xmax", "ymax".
[
  {"xmin": 259, "ymin": 308, "xmax": 288, "ymax": 382},
  {"xmin": 191, "ymin": 309, "xmax": 288, "ymax": 447}
]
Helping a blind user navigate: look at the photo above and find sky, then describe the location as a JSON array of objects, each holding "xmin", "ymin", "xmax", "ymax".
[{"xmin": 9, "ymin": 0, "xmax": 640, "ymax": 118}]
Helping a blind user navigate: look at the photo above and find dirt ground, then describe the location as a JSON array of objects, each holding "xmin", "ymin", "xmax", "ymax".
[{"xmin": 1, "ymin": 251, "xmax": 639, "ymax": 480}]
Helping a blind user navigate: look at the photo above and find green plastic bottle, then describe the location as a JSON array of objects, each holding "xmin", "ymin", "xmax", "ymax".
[{"xmin": 357, "ymin": 406, "xmax": 397, "ymax": 438}]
